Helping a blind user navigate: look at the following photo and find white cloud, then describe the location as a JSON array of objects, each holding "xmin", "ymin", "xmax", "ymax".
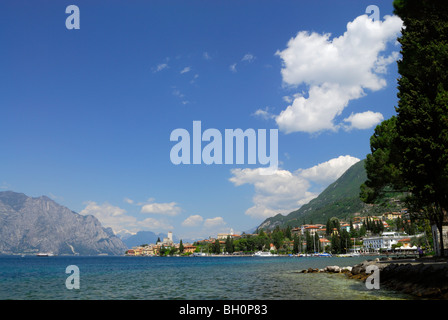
[
  {"xmin": 140, "ymin": 201, "xmax": 182, "ymax": 216},
  {"xmin": 204, "ymin": 217, "xmax": 226, "ymax": 228},
  {"xmin": 182, "ymin": 215, "xmax": 204, "ymax": 227},
  {"xmin": 283, "ymin": 96, "xmax": 292, "ymax": 104},
  {"xmin": 253, "ymin": 107, "xmax": 275, "ymax": 120},
  {"xmin": 274, "ymin": 14, "xmax": 402, "ymax": 134},
  {"xmin": 80, "ymin": 201, "xmax": 174, "ymax": 234},
  {"xmin": 180, "ymin": 66, "xmax": 191, "ymax": 74},
  {"xmin": 80, "ymin": 201, "xmax": 137, "ymax": 233},
  {"xmin": 179, "ymin": 215, "xmax": 230, "ymax": 239},
  {"xmin": 153, "ymin": 63, "xmax": 168, "ymax": 73},
  {"xmin": 139, "ymin": 217, "xmax": 173, "ymax": 231},
  {"xmin": 229, "ymin": 53, "xmax": 255, "ymax": 74},
  {"xmin": 230, "ymin": 167, "xmax": 313, "ymax": 220},
  {"xmin": 276, "ymin": 83, "xmax": 363, "ymax": 133},
  {"xmin": 190, "ymin": 74, "xmax": 199, "ymax": 84},
  {"xmin": 374, "ymin": 51, "xmax": 400, "ymax": 74},
  {"xmin": 241, "ymin": 53, "xmax": 255, "ymax": 63},
  {"xmin": 124, "ymin": 197, "xmax": 134, "ymax": 204},
  {"xmin": 229, "ymin": 155, "xmax": 360, "ymax": 220},
  {"xmin": 297, "ymin": 155, "xmax": 360, "ymax": 184},
  {"xmin": 343, "ymin": 111, "xmax": 384, "ymax": 130}
]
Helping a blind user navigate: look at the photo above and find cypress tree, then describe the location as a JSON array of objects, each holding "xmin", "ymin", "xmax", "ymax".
[
  {"xmin": 293, "ymin": 234, "xmax": 299, "ymax": 254},
  {"xmin": 393, "ymin": 0, "xmax": 448, "ymax": 255},
  {"xmin": 179, "ymin": 239, "xmax": 184, "ymax": 253},
  {"xmin": 361, "ymin": 0, "xmax": 448, "ymax": 256}
]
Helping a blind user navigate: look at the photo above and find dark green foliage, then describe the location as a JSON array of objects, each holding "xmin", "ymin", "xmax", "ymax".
[
  {"xmin": 360, "ymin": 117, "xmax": 405, "ymax": 203},
  {"xmin": 362, "ymin": 0, "xmax": 448, "ymax": 255},
  {"xmin": 292, "ymin": 234, "xmax": 300, "ymax": 254},
  {"xmin": 362, "ymin": 217, "xmax": 384, "ymax": 235},
  {"xmin": 212, "ymin": 239, "xmax": 221, "ymax": 254},
  {"xmin": 394, "ymin": 0, "xmax": 448, "ymax": 207},
  {"xmin": 272, "ymin": 226, "xmax": 284, "ymax": 251},
  {"xmin": 225, "ymin": 236, "xmax": 234, "ymax": 254},
  {"xmin": 179, "ymin": 239, "xmax": 184, "ymax": 253}
]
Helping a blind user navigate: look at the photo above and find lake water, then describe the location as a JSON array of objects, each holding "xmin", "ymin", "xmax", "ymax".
[{"xmin": 0, "ymin": 255, "xmax": 415, "ymax": 300}]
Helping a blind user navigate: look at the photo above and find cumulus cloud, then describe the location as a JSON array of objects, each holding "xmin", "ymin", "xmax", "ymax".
[
  {"xmin": 181, "ymin": 215, "xmax": 204, "ymax": 227},
  {"xmin": 80, "ymin": 201, "xmax": 174, "ymax": 234},
  {"xmin": 204, "ymin": 217, "xmax": 226, "ymax": 228},
  {"xmin": 124, "ymin": 197, "xmax": 134, "ymax": 204},
  {"xmin": 252, "ymin": 107, "xmax": 275, "ymax": 120},
  {"xmin": 274, "ymin": 14, "xmax": 402, "ymax": 134},
  {"xmin": 140, "ymin": 201, "xmax": 182, "ymax": 216},
  {"xmin": 230, "ymin": 167, "xmax": 314, "ymax": 220},
  {"xmin": 297, "ymin": 155, "xmax": 360, "ymax": 184},
  {"xmin": 139, "ymin": 217, "xmax": 173, "ymax": 231},
  {"xmin": 342, "ymin": 111, "xmax": 384, "ymax": 130},
  {"xmin": 179, "ymin": 215, "xmax": 229, "ymax": 239},
  {"xmin": 80, "ymin": 201, "xmax": 132, "ymax": 228},
  {"xmin": 229, "ymin": 63, "xmax": 237, "ymax": 73},
  {"xmin": 229, "ymin": 155, "xmax": 360, "ymax": 220}
]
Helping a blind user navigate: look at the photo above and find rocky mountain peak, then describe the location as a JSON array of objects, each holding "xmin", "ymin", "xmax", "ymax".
[{"xmin": 0, "ymin": 191, "xmax": 127, "ymax": 255}]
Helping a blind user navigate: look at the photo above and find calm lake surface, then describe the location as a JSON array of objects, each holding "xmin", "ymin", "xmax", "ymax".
[{"xmin": 0, "ymin": 255, "xmax": 415, "ymax": 300}]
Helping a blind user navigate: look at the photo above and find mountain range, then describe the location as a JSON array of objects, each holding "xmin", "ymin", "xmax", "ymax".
[{"xmin": 0, "ymin": 191, "xmax": 128, "ymax": 255}]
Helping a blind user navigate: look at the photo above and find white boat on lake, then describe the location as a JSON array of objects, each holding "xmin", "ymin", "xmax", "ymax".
[
  {"xmin": 36, "ymin": 252, "xmax": 54, "ymax": 257},
  {"xmin": 192, "ymin": 252, "xmax": 207, "ymax": 257},
  {"xmin": 254, "ymin": 251, "xmax": 278, "ymax": 257}
]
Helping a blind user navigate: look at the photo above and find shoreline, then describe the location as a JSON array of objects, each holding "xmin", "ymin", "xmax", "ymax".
[{"xmin": 300, "ymin": 256, "xmax": 448, "ymax": 299}]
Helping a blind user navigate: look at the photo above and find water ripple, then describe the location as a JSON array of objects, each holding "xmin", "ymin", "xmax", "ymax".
[{"xmin": 0, "ymin": 255, "xmax": 415, "ymax": 300}]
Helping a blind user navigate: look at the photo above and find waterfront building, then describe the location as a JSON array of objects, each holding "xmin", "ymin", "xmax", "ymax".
[
  {"xmin": 162, "ymin": 231, "xmax": 174, "ymax": 246},
  {"xmin": 217, "ymin": 228, "xmax": 241, "ymax": 240},
  {"xmin": 363, "ymin": 231, "xmax": 400, "ymax": 251},
  {"xmin": 362, "ymin": 232, "xmax": 421, "ymax": 251},
  {"xmin": 183, "ymin": 245, "xmax": 197, "ymax": 254},
  {"xmin": 301, "ymin": 224, "xmax": 324, "ymax": 236}
]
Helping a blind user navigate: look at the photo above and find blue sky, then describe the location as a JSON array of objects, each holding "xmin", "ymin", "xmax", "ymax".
[{"xmin": 0, "ymin": 1, "xmax": 403, "ymax": 240}]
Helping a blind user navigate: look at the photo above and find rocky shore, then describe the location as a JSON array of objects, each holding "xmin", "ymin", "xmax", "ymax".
[{"xmin": 300, "ymin": 257, "xmax": 448, "ymax": 299}]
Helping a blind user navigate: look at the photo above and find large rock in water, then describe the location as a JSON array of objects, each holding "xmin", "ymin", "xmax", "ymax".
[{"xmin": 0, "ymin": 191, "xmax": 127, "ymax": 255}]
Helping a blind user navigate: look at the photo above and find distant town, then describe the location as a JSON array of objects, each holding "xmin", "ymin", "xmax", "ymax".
[{"xmin": 125, "ymin": 207, "xmax": 432, "ymax": 257}]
